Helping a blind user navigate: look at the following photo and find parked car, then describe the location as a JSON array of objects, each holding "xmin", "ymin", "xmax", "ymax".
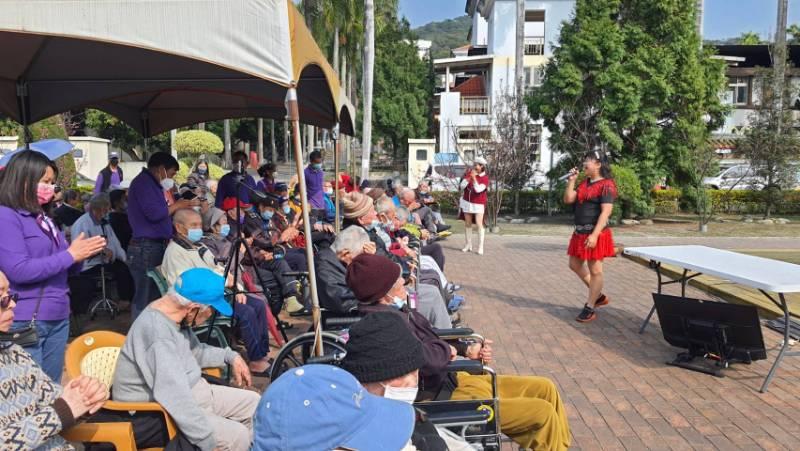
[
  {"xmin": 425, "ymin": 153, "xmax": 467, "ymax": 192},
  {"xmin": 702, "ymin": 165, "xmax": 764, "ymax": 190}
]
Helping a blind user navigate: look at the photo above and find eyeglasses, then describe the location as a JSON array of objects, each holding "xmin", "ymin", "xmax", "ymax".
[{"xmin": 0, "ymin": 292, "xmax": 18, "ymax": 309}]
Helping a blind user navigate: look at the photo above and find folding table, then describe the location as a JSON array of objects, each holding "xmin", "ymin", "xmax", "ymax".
[{"xmin": 624, "ymin": 245, "xmax": 800, "ymax": 393}]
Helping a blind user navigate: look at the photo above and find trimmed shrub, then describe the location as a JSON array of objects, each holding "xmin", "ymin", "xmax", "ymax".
[
  {"xmin": 174, "ymin": 130, "xmax": 224, "ymax": 157},
  {"xmin": 652, "ymin": 189, "xmax": 681, "ymax": 215}
]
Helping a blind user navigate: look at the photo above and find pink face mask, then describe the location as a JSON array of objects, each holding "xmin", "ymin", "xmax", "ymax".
[{"xmin": 37, "ymin": 183, "xmax": 55, "ymax": 205}]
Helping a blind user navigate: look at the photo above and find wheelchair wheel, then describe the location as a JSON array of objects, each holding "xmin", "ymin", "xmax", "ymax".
[{"xmin": 268, "ymin": 331, "xmax": 347, "ymax": 381}]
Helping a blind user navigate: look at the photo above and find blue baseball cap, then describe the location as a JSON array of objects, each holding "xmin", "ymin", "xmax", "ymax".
[
  {"xmin": 252, "ymin": 364, "xmax": 414, "ymax": 451},
  {"xmin": 174, "ymin": 268, "xmax": 233, "ymax": 316}
]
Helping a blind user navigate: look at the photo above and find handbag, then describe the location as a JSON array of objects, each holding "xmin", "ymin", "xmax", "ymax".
[{"xmin": 6, "ymin": 287, "xmax": 45, "ymax": 347}]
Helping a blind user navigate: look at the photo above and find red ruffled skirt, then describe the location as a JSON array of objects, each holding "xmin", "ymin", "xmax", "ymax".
[{"xmin": 567, "ymin": 228, "xmax": 615, "ymax": 261}]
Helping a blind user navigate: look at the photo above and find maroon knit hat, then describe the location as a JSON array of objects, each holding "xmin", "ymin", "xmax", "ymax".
[{"xmin": 346, "ymin": 254, "xmax": 402, "ymax": 304}]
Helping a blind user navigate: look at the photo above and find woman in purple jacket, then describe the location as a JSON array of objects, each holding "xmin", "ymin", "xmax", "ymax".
[{"xmin": 0, "ymin": 151, "xmax": 106, "ymax": 382}]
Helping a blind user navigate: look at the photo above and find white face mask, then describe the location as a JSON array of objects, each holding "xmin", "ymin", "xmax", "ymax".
[
  {"xmin": 161, "ymin": 168, "xmax": 175, "ymax": 191},
  {"xmin": 382, "ymin": 385, "xmax": 418, "ymax": 404}
]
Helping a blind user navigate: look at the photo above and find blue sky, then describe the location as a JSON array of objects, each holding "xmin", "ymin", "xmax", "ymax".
[{"xmin": 398, "ymin": 0, "xmax": 800, "ymax": 40}]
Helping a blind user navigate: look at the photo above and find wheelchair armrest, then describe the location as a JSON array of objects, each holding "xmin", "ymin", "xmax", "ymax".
[
  {"xmin": 433, "ymin": 328, "xmax": 474, "ymax": 337},
  {"xmin": 423, "ymin": 409, "xmax": 491, "ymax": 426},
  {"xmin": 324, "ymin": 316, "xmax": 361, "ymax": 328},
  {"xmin": 446, "ymin": 359, "xmax": 485, "ymax": 375}
]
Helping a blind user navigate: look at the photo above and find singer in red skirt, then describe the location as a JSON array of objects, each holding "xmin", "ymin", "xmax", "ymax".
[{"xmin": 563, "ymin": 151, "xmax": 618, "ymax": 323}]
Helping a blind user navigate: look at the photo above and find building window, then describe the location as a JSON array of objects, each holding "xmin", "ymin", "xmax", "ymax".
[
  {"xmin": 525, "ymin": 66, "xmax": 545, "ymax": 90},
  {"xmin": 458, "ymin": 128, "xmax": 491, "ymax": 140},
  {"xmin": 524, "ymin": 11, "xmax": 545, "ymax": 56},
  {"xmin": 728, "ymin": 77, "xmax": 749, "ymax": 106},
  {"xmin": 416, "ymin": 149, "xmax": 428, "ymax": 161},
  {"xmin": 72, "ymin": 148, "xmax": 84, "ymax": 158}
]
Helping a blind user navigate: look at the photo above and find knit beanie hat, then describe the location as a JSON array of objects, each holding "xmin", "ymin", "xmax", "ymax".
[
  {"xmin": 346, "ymin": 254, "xmax": 401, "ymax": 304},
  {"xmin": 207, "ymin": 208, "xmax": 226, "ymax": 232},
  {"xmin": 342, "ymin": 192, "xmax": 373, "ymax": 219},
  {"xmin": 342, "ymin": 312, "xmax": 426, "ymax": 383}
]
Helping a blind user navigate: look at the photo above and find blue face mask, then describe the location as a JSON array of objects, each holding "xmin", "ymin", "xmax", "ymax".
[
  {"xmin": 311, "ymin": 163, "xmax": 323, "ymax": 171},
  {"xmin": 187, "ymin": 228, "xmax": 203, "ymax": 243},
  {"xmin": 261, "ymin": 210, "xmax": 274, "ymax": 221},
  {"xmin": 391, "ymin": 296, "xmax": 406, "ymax": 310},
  {"xmin": 282, "ymin": 205, "xmax": 291, "ymax": 215},
  {"xmin": 219, "ymin": 224, "xmax": 231, "ymax": 238}
]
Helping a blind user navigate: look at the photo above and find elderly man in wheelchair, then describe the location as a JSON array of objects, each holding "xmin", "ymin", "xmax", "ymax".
[{"xmin": 343, "ymin": 254, "xmax": 571, "ymax": 451}]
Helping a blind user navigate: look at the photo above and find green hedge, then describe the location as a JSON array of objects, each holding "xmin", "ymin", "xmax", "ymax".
[
  {"xmin": 707, "ymin": 189, "xmax": 800, "ymax": 215},
  {"xmin": 653, "ymin": 189, "xmax": 681, "ymax": 215}
]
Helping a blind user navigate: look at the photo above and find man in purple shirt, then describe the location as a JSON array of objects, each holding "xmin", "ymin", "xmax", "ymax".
[
  {"xmin": 126, "ymin": 152, "xmax": 198, "ymax": 318},
  {"xmin": 94, "ymin": 152, "xmax": 124, "ymax": 194},
  {"xmin": 304, "ymin": 150, "xmax": 326, "ymax": 221},
  {"xmin": 215, "ymin": 151, "xmax": 258, "ymax": 209}
]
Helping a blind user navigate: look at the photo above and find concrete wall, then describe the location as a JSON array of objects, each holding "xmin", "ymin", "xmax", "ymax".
[
  {"xmin": 437, "ymin": 91, "xmax": 491, "ymax": 154},
  {"xmin": 471, "ymin": 13, "xmax": 489, "ymax": 47},
  {"xmin": 407, "ymin": 139, "xmax": 436, "ymax": 188},
  {"xmin": 0, "ymin": 136, "xmax": 18, "ymax": 154},
  {"xmin": 70, "ymin": 137, "xmax": 112, "ymax": 181},
  {"xmin": 486, "ymin": 0, "xmax": 575, "ymax": 57}
]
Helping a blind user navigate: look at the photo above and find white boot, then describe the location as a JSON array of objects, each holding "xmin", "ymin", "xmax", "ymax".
[
  {"xmin": 462, "ymin": 227, "xmax": 473, "ymax": 252},
  {"xmin": 477, "ymin": 228, "xmax": 485, "ymax": 255}
]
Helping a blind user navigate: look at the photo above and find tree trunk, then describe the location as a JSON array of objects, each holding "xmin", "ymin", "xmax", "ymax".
[
  {"xmin": 361, "ymin": 0, "xmax": 375, "ymax": 181},
  {"xmin": 284, "ymin": 120, "xmax": 290, "ymax": 162},
  {"xmin": 257, "ymin": 118, "xmax": 264, "ymax": 164},
  {"xmin": 514, "ymin": 190, "xmax": 520, "ymax": 215},
  {"xmin": 340, "ymin": 52, "xmax": 347, "ymax": 92},
  {"xmin": 270, "ymin": 119, "xmax": 276, "ymax": 163},
  {"xmin": 223, "ymin": 119, "xmax": 232, "ymax": 168},
  {"xmin": 306, "ymin": 125, "xmax": 314, "ymax": 157},
  {"xmin": 333, "ymin": 26, "xmax": 340, "ymax": 75},
  {"xmin": 170, "ymin": 129, "xmax": 178, "ymax": 159},
  {"xmin": 775, "ymin": 0, "xmax": 788, "ymax": 124}
]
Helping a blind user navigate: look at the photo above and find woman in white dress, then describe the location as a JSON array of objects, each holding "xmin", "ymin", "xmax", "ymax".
[{"xmin": 459, "ymin": 157, "xmax": 489, "ymax": 255}]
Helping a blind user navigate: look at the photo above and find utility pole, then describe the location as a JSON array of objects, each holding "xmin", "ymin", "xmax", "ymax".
[{"xmin": 695, "ymin": 0, "xmax": 704, "ymax": 40}]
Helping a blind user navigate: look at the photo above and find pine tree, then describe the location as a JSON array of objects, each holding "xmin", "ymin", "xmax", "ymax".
[{"xmin": 527, "ymin": 0, "xmax": 727, "ymax": 196}]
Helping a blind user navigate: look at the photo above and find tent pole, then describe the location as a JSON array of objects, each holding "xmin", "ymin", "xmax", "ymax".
[
  {"xmin": 16, "ymin": 81, "xmax": 31, "ymax": 150},
  {"xmin": 332, "ymin": 124, "xmax": 341, "ymax": 233},
  {"xmin": 286, "ymin": 87, "xmax": 323, "ymax": 357}
]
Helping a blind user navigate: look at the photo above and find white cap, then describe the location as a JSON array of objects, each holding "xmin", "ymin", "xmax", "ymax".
[
  {"xmin": 109, "ymin": 151, "xmax": 119, "ymax": 159},
  {"xmin": 474, "ymin": 157, "xmax": 487, "ymax": 166}
]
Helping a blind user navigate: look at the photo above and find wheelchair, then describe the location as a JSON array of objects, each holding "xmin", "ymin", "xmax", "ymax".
[{"xmin": 267, "ymin": 313, "xmax": 503, "ymax": 450}]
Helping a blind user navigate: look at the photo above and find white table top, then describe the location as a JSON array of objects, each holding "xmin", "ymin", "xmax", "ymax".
[{"xmin": 624, "ymin": 245, "xmax": 800, "ymax": 293}]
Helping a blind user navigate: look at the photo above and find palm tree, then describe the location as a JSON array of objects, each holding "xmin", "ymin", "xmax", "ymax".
[{"xmin": 361, "ymin": 0, "xmax": 375, "ymax": 181}]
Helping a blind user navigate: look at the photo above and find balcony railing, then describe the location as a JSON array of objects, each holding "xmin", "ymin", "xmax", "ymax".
[
  {"xmin": 460, "ymin": 96, "xmax": 490, "ymax": 115},
  {"xmin": 524, "ymin": 37, "xmax": 545, "ymax": 56}
]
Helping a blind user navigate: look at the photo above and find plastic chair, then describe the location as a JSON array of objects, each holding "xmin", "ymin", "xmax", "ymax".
[{"xmin": 61, "ymin": 331, "xmax": 177, "ymax": 451}]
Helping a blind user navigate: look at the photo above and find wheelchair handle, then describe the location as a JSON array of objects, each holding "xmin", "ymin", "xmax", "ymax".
[
  {"xmin": 307, "ymin": 351, "xmax": 345, "ymax": 365},
  {"xmin": 433, "ymin": 328, "xmax": 474, "ymax": 337}
]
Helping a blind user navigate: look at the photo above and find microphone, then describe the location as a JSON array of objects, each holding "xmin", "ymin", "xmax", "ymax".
[{"xmin": 557, "ymin": 169, "xmax": 578, "ymax": 182}]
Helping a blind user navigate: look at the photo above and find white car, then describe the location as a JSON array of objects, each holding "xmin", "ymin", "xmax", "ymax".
[{"xmin": 702, "ymin": 165, "xmax": 765, "ymax": 190}]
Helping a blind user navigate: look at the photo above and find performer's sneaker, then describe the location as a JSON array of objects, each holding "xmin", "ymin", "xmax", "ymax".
[
  {"xmin": 576, "ymin": 304, "xmax": 597, "ymax": 322},
  {"xmin": 594, "ymin": 294, "xmax": 609, "ymax": 307}
]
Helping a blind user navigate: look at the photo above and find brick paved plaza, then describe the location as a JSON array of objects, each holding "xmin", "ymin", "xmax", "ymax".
[{"xmin": 442, "ymin": 235, "xmax": 800, "ymax": 450}]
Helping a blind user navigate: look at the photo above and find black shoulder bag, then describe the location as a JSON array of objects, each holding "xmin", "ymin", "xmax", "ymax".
[{"xmin": 3, "ymin": 287, "xmax": 45, "ymax": 347}]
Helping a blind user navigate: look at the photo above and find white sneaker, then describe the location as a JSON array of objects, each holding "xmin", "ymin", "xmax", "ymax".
[{"xmin": 461, "ymin": 244, "xmax": 472, "ymax": 253}]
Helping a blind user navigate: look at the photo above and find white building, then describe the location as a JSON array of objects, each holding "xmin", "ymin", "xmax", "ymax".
[
  {"xmin": 712, "ymin": 44, "xmax": 800, "ymax": 167},
  {"xmin": 428, "ymin": 0, "xmax": 576, "ymax": 187}
]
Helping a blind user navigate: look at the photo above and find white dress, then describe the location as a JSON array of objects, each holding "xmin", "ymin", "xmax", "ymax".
[{"xmin": 459, "ymin": 173, "xmax": 487, "ymax": 214}]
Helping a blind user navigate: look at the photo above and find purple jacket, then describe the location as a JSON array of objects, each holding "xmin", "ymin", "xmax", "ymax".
[
  {"xmin": 128, "ymin": 169, "xmax": 173, "ymax": 240},
  {"xmin": 0, "ymin": 207, "xmax": 77, "ymax": 321},
  {"xmin": 215, "ymin": 172, "xmax": 257, "ymax": 208},
  {"xmin": 304, "ymin": 165, "xmax": 325, "ymax": 210}
]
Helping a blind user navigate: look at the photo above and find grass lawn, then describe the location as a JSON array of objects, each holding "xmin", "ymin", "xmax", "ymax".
[
  {"xmin": 738, "ymin": 250, "xmax": 800, "ymax": 265},
  {"xmin": 440, "ymin": 213, "xmax": 800, "ymax": 238}
]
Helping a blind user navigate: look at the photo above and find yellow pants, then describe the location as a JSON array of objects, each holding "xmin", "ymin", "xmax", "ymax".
[{"xmin": 451, "ymin": 373, "xmax": 571, "ymax": 451}]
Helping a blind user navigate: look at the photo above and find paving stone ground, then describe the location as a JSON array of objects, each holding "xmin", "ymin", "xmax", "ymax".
[{"xmin": 441, "ymin": 235, "xmax": 800, "ymax": 451}]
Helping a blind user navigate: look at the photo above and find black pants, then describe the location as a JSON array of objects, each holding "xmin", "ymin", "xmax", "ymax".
[
  {"xmin": 69, "ymin": 261, "xmax": 135, "ymax": 313},
  {"xmin": 255, "ymin": 258, "xmax": 300, "ymax": 314},
  {"xmin": 421, "ymin": 243, "xmax": 446, "ymax": 271}
]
